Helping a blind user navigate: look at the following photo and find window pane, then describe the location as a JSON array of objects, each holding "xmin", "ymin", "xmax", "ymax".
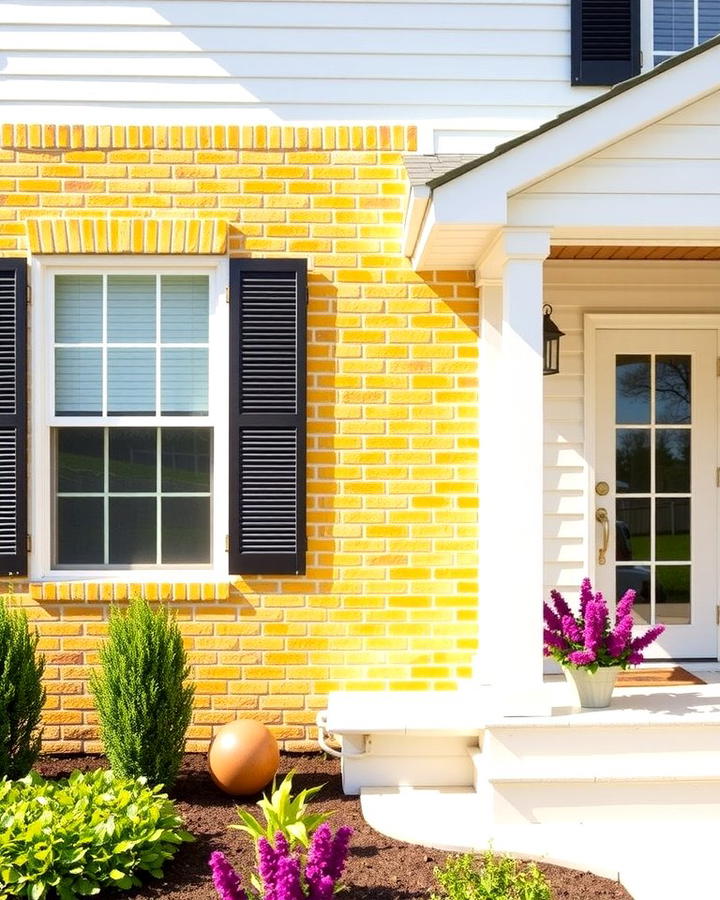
[
  {"xmin": 162, "ymin": 428, "xmax": 211, "ymax": 492},
  {"xmin": 699, "ymin": 0, "xmax": 720, "ymax": 41},
  {"xmin": 656, "ymin": 429, "xmax": 690, "ymax": 492},
  {"xmin": 654, "ymin": 0, "xmax": 694, "ymax": 51},
  {"xmin": 616, "ymin": 498, "xmax": 651, "ymax": 561},
  {"xmin": 55, "ymin": 275, "xmax": 102, "ymax": 343},
  {"xmin": 107, "ymin": 275, "xmax": 155, "ymax": 343},
  {"xmin": 55, "ymin": 348, "xmax": 102, "ymax": 415},
  {"xmin": 656, "ymin": 498, "xmax": 690, "ymax": 560},
  {"xmin": 162, "ymin": 497, "xmax": 210, "ymax": 563},
  {"xmin": 161, "ymin": 348, "xmax": 208, "ymax": 415},
  {"xmin": 656, "ymin": 565, "xmax": 691, "ymax": 625},
  {"xmin": 161, "ymin": 275, "xmax": 209, "ymax": 343},
  {"xmin": 108, "ymin": 348, "xmax": 155, "ymax": 415},
  {"xmin": 57, "ymin": 428, "xmax": 104, "ymax": 492},
  {"xmin": 656, "ymin": 355, "xmax": 690, "ymax": 424},
  {"xmin": 616, "ymin": 429, "xmax": 651, "ymax": 493},
  {"xmin": 57, "ymin": 497, "xmax": 104, "ymax": 564},
  {"xmin": 109, "ymin": 497, "xmax": 156, "ymax": 564},
  {"xmin": 616, "ymin": 355, "xmax": 650, "ymax": 424},
  {"xmin": 617, "ymin": 566, "xmax": 652, "ymax": 625},
  {"xmin": 109, "ymin": 428, "xmax": 156, "ymax": 492}
]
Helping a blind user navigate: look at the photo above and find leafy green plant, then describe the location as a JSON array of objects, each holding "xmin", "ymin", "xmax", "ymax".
[
  {"xmin": 431, "ymin": 851, "xmax": 551, "ymax": 900},
  {"xmin": 0, "ymin": 768, "xmax": 193, "ymax": 899},
  {"xmin": 229, "ymin": 771, "xmax": 332, "ymax": 893},
  {"xmin": 231, "ymin": 771, "xmax": 332, "ymax": 850},
  {"xmin": 0, "ymin": 587, "xmax": 45, "ymax": 780},
  {"xmin": 90, "ymin": 596, "xmax": 194, "ymax": 789}
]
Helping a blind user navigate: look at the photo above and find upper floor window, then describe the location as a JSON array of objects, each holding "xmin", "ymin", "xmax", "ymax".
[{"xmin": 652, "ymin": 0, "xmax": 720, "ymax": 65}]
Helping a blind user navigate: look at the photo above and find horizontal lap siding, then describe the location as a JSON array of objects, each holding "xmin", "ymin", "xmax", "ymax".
[
  {"xmin": 542, "ymin": 261, "xmax": 720, "ymax": 600},
  {"xmin": 0, "ymin": 1, "xmax": 602, "ymax": 135}
]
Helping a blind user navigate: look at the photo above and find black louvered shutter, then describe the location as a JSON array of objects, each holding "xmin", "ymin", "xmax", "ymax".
[
  {"xmin": 0, "ymin": 260, "xmax": 27, "ymax": 575},
  {"xmin": 571, "ymin": 0, "xmax": 640, "ymax": 85},
  {"xmin": 229, "ymin": 259, "xmax": 306, "ymax": 575}
]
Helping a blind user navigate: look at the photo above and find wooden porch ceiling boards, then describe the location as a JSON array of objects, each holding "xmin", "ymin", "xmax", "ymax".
[{"xmin": 549, "ymin": 246, "xmax": 720, "ymax": 260}]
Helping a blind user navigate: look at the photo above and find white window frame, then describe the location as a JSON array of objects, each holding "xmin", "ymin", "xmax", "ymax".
[
  {"xmin": 30, "ymin": 254, "xmax": 229, "ymax": 581},
  {"xmin": 642, "ymin": 0, "xmax": 717, "ymax": 71}
]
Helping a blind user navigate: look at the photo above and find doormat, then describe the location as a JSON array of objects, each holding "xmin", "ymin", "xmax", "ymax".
[{"xmin": 616, "ymin": 666, "xmax": 706, "ymax": 687}]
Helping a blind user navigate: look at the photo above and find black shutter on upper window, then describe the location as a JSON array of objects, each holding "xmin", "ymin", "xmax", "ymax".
[
  {"xmin": 229, "ymin": 259, "xmax": 307, "ymax": 575},
  {"xmin": 571, "ymin": 0, "xmax": 641, "ymax": 86},
  {"xmin": 0, "ymin": 259, "xmax": 27, "ymax": 575}
]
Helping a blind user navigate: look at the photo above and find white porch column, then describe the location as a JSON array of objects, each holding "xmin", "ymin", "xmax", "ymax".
[{"xmin": 476, "ymin": 228, "xmax": 550, "ymax": 716}]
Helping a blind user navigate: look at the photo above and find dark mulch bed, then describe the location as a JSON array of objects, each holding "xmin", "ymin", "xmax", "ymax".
[{"xmin": 36, "ymin": 753, "xmax": 632, "ymax": 900}]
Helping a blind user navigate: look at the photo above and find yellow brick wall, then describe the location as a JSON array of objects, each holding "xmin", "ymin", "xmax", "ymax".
[{"xmin": 0, "ymin": 124, "xmax": 479, "ymax": 753}]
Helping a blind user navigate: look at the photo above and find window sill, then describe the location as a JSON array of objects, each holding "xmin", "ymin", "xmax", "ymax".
[{"xmin": 27, "ymin": 577, "xmax": 239, "ymax": 604}]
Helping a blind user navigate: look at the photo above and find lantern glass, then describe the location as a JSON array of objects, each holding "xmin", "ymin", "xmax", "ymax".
[{"xmin": 543, "ymin": 305, "xmax": 564, "ymax": 376}]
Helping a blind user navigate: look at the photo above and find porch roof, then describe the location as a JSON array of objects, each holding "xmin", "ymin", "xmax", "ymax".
[{"xmin": 404, "ymin": 33, "xmax": 720, "ymax": 269}]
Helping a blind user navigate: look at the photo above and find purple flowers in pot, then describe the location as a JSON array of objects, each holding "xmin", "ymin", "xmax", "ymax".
[{"xmin": 543, "ymin": 577, "xmax": 664, "ymax": 670}]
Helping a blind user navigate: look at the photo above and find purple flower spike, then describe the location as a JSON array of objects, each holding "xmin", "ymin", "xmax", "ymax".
[
  {"xmin": 561, "ymin": 614, "xmax": 582, "ymax": 644},
  {"xmin": 258, "ymin": 837, "xmax": 280, "ymax": 900},
  {"xmin": 606, "ymin": 613, "xmax": 633, "ymax": 658},
  {"xmin": 579, "ymin": 578, "xmax": 594, "ymax": 617},
  {"xmin": 543, "ymin": 601, "xmax": 562, "ymax": 632},
  {"xmin": 630, "ymin": 624, "xmax": 666, "ymax": 657},
  {"xmin": 276, "ymin": 853, "xmax": 304, "ymax": 900},
  {"xmin": 544, "ymin": 628, "xmax": 566, "ymax": 651},
  {"xmin": 550, "ymin": 589, "xmax": 573, "ymax": 619},
  {"xmin": 209, "ymin": 852, "xmax": 248, "ymax": 900},
  {"xmin": 567, "ymin": 649, "xmax": 597, "ymax": 666},
  {"xmin": 615, "ymin": 589, "xmax": 636, "ymax": 623}
]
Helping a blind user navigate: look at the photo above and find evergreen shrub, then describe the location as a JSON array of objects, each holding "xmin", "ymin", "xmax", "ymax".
[
  {"xmin": 0, "ymin": 590, "xmax": 45, "ymax": 780},
  {"xmin": 90, "ymin": 597, "xmax": 194, "ymax": 788}
]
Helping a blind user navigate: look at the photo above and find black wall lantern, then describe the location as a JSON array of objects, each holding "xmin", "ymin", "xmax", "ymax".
[{"xmin": 543, "ymin": 305, "xmax": 564, "ymax": 375}]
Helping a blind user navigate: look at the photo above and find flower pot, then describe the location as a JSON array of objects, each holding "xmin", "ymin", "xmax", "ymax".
[{"xmin": 563, "ymin": 665, "xmax": 621, "ymax": 709}]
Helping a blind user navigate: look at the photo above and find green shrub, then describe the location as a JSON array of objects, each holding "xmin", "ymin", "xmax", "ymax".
[
  {"xmin": 0, "ymin": 590, "xmax": 45, "ymax": 780},
  {"xmin": 90, "ymin": 597, "xmax": 194, "ymax": 789},
  {"xmin": 0, "ymin": 768, "xmax": 193, "ymax": 899},
  {"xmin": 431, "ymin": 851, "xmax": 552, "ymax": 900}
]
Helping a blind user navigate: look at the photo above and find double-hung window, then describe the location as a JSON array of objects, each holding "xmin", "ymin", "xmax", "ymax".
[
  {"xmin": 651, "ymin": 0, "xmax": 720, "ymax": 65},
  {"xmin": 34, "ymin": 258, "xmax": 228, "ymax": 576}
]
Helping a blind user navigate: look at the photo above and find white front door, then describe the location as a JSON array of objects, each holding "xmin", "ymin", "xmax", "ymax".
[{"xmin": 594, "ymin": 328, "xmax": 718, "ymax": 659}]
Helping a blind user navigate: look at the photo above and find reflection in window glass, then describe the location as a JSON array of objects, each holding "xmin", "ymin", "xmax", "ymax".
[
  {"xmin": 616, "ymin": 429, "xmax": 651, "ymax": 493},
  {"xmin": 617, "ymin": 566, "xmax": 652, "ymax": 625},
  {"xmin": 656, "ymin": 430, "xmax": 690, "ymax": 493},
  {"xmin": 616, "ymin": 498, "xmax": 651, "ymax": 561},
  {"xmin": 616, "ymin": 355, "xmax": 651, "ymax": 424},
  {"xmin": 656, "ymin": 565, "xmax": 691, "ymax": 625},
  {"xmin": 656, "ymin": 355, "xmax": 690, "ymax": 424},
  {"xmin": 656, "ymin": 498, "xmax": 690, "ymax": 561}
]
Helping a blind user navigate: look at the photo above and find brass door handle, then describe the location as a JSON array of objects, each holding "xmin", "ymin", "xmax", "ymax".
[{"xmin": 596, "ymin": 507, "xmax": 609, "ymax": 565}]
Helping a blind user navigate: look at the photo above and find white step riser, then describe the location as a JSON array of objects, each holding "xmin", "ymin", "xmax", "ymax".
[
  {"xmin": 341, "ymin": 733, "xmax": 476, "ymax": 794},
  {"xmin": 492, "ymin": 781, "xmax": 720, "ymax": 824},
  {"xmin": 484, "ymin": 723, "xmax": 720, "ymax": 764}
]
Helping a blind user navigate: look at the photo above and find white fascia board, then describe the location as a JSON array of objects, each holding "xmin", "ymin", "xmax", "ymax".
[
  {"xmin": 402, "ymin": 185, "xmax": 430, "ymax": 258},
  {"xmin": 431, "ymin": 43, "xmax": 720, "ymax": 226},
  {"xmin": 410, "ymin": 200, "xmax": 437, "ymax": 270}
]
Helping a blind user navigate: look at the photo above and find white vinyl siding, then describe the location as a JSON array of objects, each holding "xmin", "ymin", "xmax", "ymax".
[
  {"xmin": 509, "ymin": 89, "xmax": 720, "ymax": 229},
  {"xmin": 0, "ymin": 0, "xmax": 604, "ymax": 148}
]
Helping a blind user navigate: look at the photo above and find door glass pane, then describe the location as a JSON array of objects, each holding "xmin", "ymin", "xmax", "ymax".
[
  {"xmin": 656, "ymin": 498, "xmax": 690, "ymax": 561},
  {"xmin": 57, "ymin": 428, "xmax": 103, "ymax": 492},
  {"xmin": 109, "ymin": 497, "xmax": 156, "ymax": 564},
  {"xmin": 656, "ymin": 565, "xmax": 691, "ymax": 625},
  {"xmin": 107, "ymin": 348, "xmax": 155, "ymax": 415},
  {"xmin": 109, "ymin": 428, "xmax": 156, "ymax": 492},
  {"xmin": 617, "ymin": 566, "xmax": 652, "ymax": 624},
  {"xmin": 616, "ymin": 499, "xmax": 650, "ymax": 561},
  {"xmin": 616, "ymin": 355, "xmax": 651, "ymax": 424},
  {"xmin": 107, "ymin": 275, "xmax": 156, "ymax": 343},
  {"xmin": 656, "ymin": 430, "xmax": 690, "ymax": 493},
  {"xmin": 656, "ymin": 355, "xmax": 691, "ymax": 424},
  {"xmin": 616, "ymin": 429, "xmax": 651, "ymax": 492}
]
